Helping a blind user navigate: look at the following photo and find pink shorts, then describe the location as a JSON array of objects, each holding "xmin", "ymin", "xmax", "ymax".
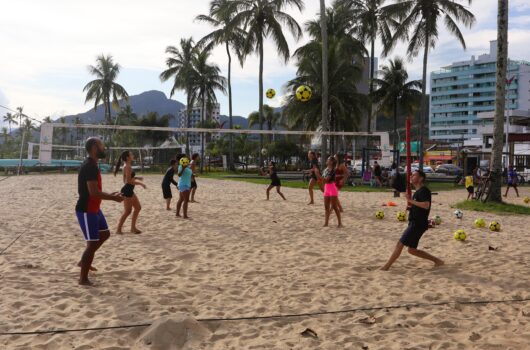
[{"xmin": 324, "ymin": 183, "xmax": 338, "ymax": 197}]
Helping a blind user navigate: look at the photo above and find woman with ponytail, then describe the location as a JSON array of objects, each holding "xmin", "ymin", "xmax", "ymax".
[{"xmin": 114, "ymin": 151, "xmax": 146, "ymax": 234}]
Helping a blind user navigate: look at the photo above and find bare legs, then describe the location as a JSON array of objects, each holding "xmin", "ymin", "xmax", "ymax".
[
  {"xmin": 324, "ymin": 196, "xmax": 342, "ymax": 227},
  {"xmin": 504, "ymin": 185, "xmax": 519, "ymax": 197},
  {"xmin": 176, "ymin": 190, "xmax": 190, "ymax": 218},
  {"xmin": 266, "ymin": 185, "xmax": 286, "ymax": 200},
  {"xmin": 116, "ymin": 195, "xmax": 142, "ymax": 234},
  {"xmin": 381, "ymin": 241, "xmax": 444, "ymax": 271},
  {"xmin": 190, "ymin": 186, "xmax": 197, "ymax": 202},
  {"xmin": 166, "ymin": 198, "xmax": 171, "ymax": 210},
  {"xmin": 79, "ymin": 230, "xmax": 110, "ymax": 286},
  {"xmin": 308, "ymin": 179, "xmax": 315, "ymax": 204}
]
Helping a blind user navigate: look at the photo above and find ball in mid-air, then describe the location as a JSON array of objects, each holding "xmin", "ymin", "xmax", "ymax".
[
  {"xmin": 296, "ymin": 85, "xmax": 312, "ymax": 102},
  {"xmin": 454, "ymin": 210, "xmax": 463, "ymax": 219},
  {"xmin": 266, "ymin": 88, "xmax": 276, "ymax": 99},
  {"xmin": 434, "ymin": 215, "xmax": 442, "ymax": 225},
  {"xmin": 261, "ymin": 148, "xmax": 268, "ymax": 156},
  {"xmin": 489, "ymin": 221, "xmax": 501, "ymax": 232},
  {"xmin": 524, "ymin": 197, "xmax": 530, "ymax": 204},
  {"xmin": 179, "ymin": 157, "xmax": 190, "ymax": 167},
  {"xmin": 453, "ymin": 229, "xmax": 467, "ymax": 241},
  {"xmin": 474, "ymin": 218, "xmax": 486, "ymax": 228},
  {"xmin": 396, "ymin": 211, "xmax": 406, "ymax": 221},
  {"xmin": 375, "ymin": 211, "xmax": 385, "ymax": 219}
]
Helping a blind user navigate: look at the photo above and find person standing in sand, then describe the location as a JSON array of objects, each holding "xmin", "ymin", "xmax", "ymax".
[
  {"xmin": 76, "ymin": 137, "xmax": 124, "ymax": 286},
  {"xmin": 319, "ymin": 156, "xmax": 342, "ymax": 228},
  {"xmin": 334, "ymin": 153, "xmax": 349, "ymax": 212},
  {"xmin": 381, "ymin": 170, "xmax": 444, "ymax": 270},
  {"xmin": 176, "ymin": 157, "xmax": 193, "ymax": 219},
  {"xmin": 190, "ymin": 153, "xmax": 199, "ymax": 203},
  {"xmin": 115, "ymin": 151, "xmax": 146, "ymax": 234},
  {"xmin": 307, "ymin": 151, "xmax": 321, "ymax": 205},
  {"xmin": 260, "ymin": 161, "xmax": 287, "ymax": 201},
  {"xmin": 162, "ymin": 159, "xmax": 178, "ymax": 210}
]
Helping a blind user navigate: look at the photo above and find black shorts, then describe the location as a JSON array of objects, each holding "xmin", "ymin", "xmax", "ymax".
[
  {"xmin": 191, "ymin": 180, "xmax": 197, "ymax": 189},
  {"xmin": 508, "ymin": 182, "xmax": 517, "ymax": 188},
  {"xmin": 466, "ymin": 186, "xmax": 474, "ymax": 194},
  {"xmin": 400, "ymin": 221, "xmax": 428, "ymax": 249},
  {"xmin": 121, "ymin": 184, "xmax": 135, "ymax": 198},
  {"xmin": 271, "ymin": 180, "xmax": 281, "ymax": 187},
  {"xmin": 162, "ymin": 184, "xmax": 172, "ymax": 199}
]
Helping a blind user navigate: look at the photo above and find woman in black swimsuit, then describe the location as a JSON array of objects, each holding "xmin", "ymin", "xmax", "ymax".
[
  {"xmin": 261, "ymin": 161, "xmax": 286, "ymax": 200},
  {"xmin": 114, "ymin": 151, "xmax": 146, "ymax": 234}
]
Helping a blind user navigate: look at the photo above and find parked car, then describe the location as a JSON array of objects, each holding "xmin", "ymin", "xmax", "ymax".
[
  {"xmin": 435, "ymin": 164, "xmax": 463, "ymax": 176},
  {"xmin": 411, "ymin": 164, "xmax": 434, "ymax": 173}
]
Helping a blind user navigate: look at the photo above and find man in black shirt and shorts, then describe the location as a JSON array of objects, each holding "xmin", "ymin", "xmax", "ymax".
[{"xmin": 381, "ymin": 170, "xmax": 444, "ymax": 271}]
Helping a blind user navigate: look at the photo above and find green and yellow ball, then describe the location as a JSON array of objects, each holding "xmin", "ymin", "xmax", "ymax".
[
  {"xmin": 434, "ymin": 215, "xmax": 442, "ymax": 225},
  {"xmin": 474, "ymin": 218, "xmax": 486, "ymax": 228},
  {"xmin": 396, "ymin": 211, "xmax": 406, "ymax": 222},
  {"xmin": 524, "ymin": 197, "xmax": 530, "ymax": 204},
  {"xmin": 266, "ymin": 88, "xmax": 276, "ymax": 99},
  {"xmin": 375, "ymin": 211, "xmax": 385, "ymax": 219},
  {"xmin": 489, "ymin": 221, "xmax": 501, "ymax": 232},
  {"xmin": 296, "ymin": 85, "xmax": 312, "ymax": 102},
  {"xmin": 179, "ymin": 157, "xmax": 190, "ymax": 167},
  {"xmin": 453, "ymin": 229, "xmax": 467, "ymax": 241}
]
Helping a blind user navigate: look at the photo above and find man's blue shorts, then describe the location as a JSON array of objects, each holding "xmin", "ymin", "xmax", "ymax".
[{"xmin": 76, "ymin": 210, "xmax": 109, "ymax": 241}]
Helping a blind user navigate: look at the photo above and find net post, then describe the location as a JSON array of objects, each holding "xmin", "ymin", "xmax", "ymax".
[{"xmin": 406, "ymin": 117, "xmax": 412, "ymax": 198}]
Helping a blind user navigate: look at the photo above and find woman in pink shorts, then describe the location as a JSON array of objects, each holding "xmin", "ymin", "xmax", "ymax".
[{"xmin": 319, "ymin": 156, "xmax": 342, "ymax": 227}]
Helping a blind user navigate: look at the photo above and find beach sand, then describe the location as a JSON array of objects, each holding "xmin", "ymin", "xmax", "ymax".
[{"xmin": 1, "ymin": 174, "xmax": 530, "ymax": 349}]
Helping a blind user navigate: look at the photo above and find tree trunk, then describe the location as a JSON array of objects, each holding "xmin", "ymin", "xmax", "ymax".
[
  {"xmin": 320, "ymin": 0, "xmax": 329, "ymax": 166},
  {"xmin": 258, "ymin": 37, "xmax": 264, "ymax": 167},
  {"xmin": 368, "ymin": 38, "xmax": 375, "ymax": 134},
  {"xmin": 418, "ymin": 36, "xmax": 430, "ymax": 171},
  {"xmin": 393, "ymin": 97, "xmax": 398, "ymax": 164},
  {"xmin": 200, "ymin": 90, "xmax": 206, "ymax": 173},
  {"xmin": 226, "ymin": 41, "xmax": 234, "ymax": 171},
  {"xmin": 489, "ymin": 0, "xmax": 509, "ymax": 202},
  {"xmin": 186, "ymin": 89, "xmax": 192, "ymax": 156}
]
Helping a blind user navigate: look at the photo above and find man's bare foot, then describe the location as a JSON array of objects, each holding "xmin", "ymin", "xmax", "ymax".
[
  {"xmin": 78, "ymin": 279, "xmax": 94, "ymax": 286},
  {"xmin": 434, "ymin": 259, "xmax": 445, "ymax": 267},
  {"xmin": 183, "ymin": 216, "xmax": 191, "ymax": 220},
  {"xmin": 77, "ymin": 262, "xmax": 97, "ymax": 272},
  {"xmin": 116, "ymin": 231, "xmax": 123, "ymax": 235},
  {"xmin": 323, "ymin": 224, "xmax": 328, "ymax": 227},
  {"xmin": 380, "ymin": 266, "xmax": 390, "ymax": 271},
  {"xmin": 337, "ymin": 224, "xmax": 343, "ymax": 228},
  {"xmin": 176, "ymin": 213, "xmax": 181, "ymax": 217},
  {"xmin": 132, "ymin": 229, "xmax": 142, "ymax": 234},
  {"xmin": 166, "ymin": 207, "xmax": 171, "ymax": 211},
  {"xmin": 307, "ymin": 202, "xmax": 314, "ymax": 205}
]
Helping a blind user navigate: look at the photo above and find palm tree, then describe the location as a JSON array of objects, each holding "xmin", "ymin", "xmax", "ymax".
[
  {"xmin": 231, "ymin": 0, "xmax": 304, "ymax": 165},
  {"xmin": 385, "ymin": 0, "xmax": 475, "ymax": 170},
  {"xmin": 189, "ymin": 49, "xmax": 227, "ymax": 172},
  {"xmin": 335, "ymin": 0, "xmax": 394, "ymax": 134},
  {"xmin": 248, "ymin": 105, "xmax": 283, "ymax": 143},
  {"xmin": 1, "ymin": 127, "xmax": 9, "ymax": 144},
  {"xmin": 14, "ymin": 107, "xmax": 25, "ymax": 137},
  {"xmin": 196, "ymin": 0, "xmax": 246, "ymax": 170},
  {"xmin": 3, "ymin": 112, "xmax": 17, "ymax": 133},
  {"xmin": 83, "ymin": 54, "xmax": 129, "ymax": 142},
  {"xmin": 372, "ymin": 57, "xmax": 422, "ymax": 162},
  {"xmin": 489, "ymin": 0, "xmax": 508, "ymax": 202},
  {"xmin": 160, "ymin": 38, "xmax": 199, "ymax": 155},
  {"xmin": 320, "ymin": 0, "xmax": 329, "ymax": 162},
  {"xmin": 42, "ymin": 116, "xmax": 53, "ymax": 124},
  {"xmin": 283, "ymin": 8, "xmax": 368, "ymax": 153}
]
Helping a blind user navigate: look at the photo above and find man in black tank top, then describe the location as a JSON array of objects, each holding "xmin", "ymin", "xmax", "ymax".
[{"xmin": 381, "ymin": 170, "xmax": 444, "ymax": 271}]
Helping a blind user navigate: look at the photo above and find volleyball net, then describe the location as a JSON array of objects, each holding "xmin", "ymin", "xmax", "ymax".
[{"xmin": 37, "ymin": 122, "xmax": 392, "ymax": 169}]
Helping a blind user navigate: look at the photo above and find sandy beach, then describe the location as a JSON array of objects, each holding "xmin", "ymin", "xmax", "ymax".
[{"xmin": 1, "ymin": 174, "xmax": 530, "ymax": 349}]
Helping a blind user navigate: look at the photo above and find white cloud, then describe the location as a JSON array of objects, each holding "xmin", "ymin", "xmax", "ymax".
[{"xmin": 1, "ymin": 0, "xmax": 530, "ymax": 119}]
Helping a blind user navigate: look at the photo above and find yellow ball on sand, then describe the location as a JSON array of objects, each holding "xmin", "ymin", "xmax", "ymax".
[
  {"xmin": 454, "ymin": 229, "xmax": 467, "ymax": 241},
  {"xmin": 375, "ymin": 211, "xmax": 385, "ymax": 219},
  {"xmin": 489, "ymin": 221, "xmax": 501, "ymax": 232},
  {"xmin": 474, "ymin": 218, "xmax": 486, "ymax": 228},
  {"xmin": 524, "ymin": 197, "xmax": 530, "ymax": 204},
  {"xmin": 396, "ymin": 212, "xmax": 406, "ymax": 221}
]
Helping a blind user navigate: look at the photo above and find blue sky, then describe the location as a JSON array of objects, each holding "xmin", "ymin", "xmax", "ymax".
[{"xmin": 1, "ymin": 0, "xmax": 530, "ymax": 127}]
